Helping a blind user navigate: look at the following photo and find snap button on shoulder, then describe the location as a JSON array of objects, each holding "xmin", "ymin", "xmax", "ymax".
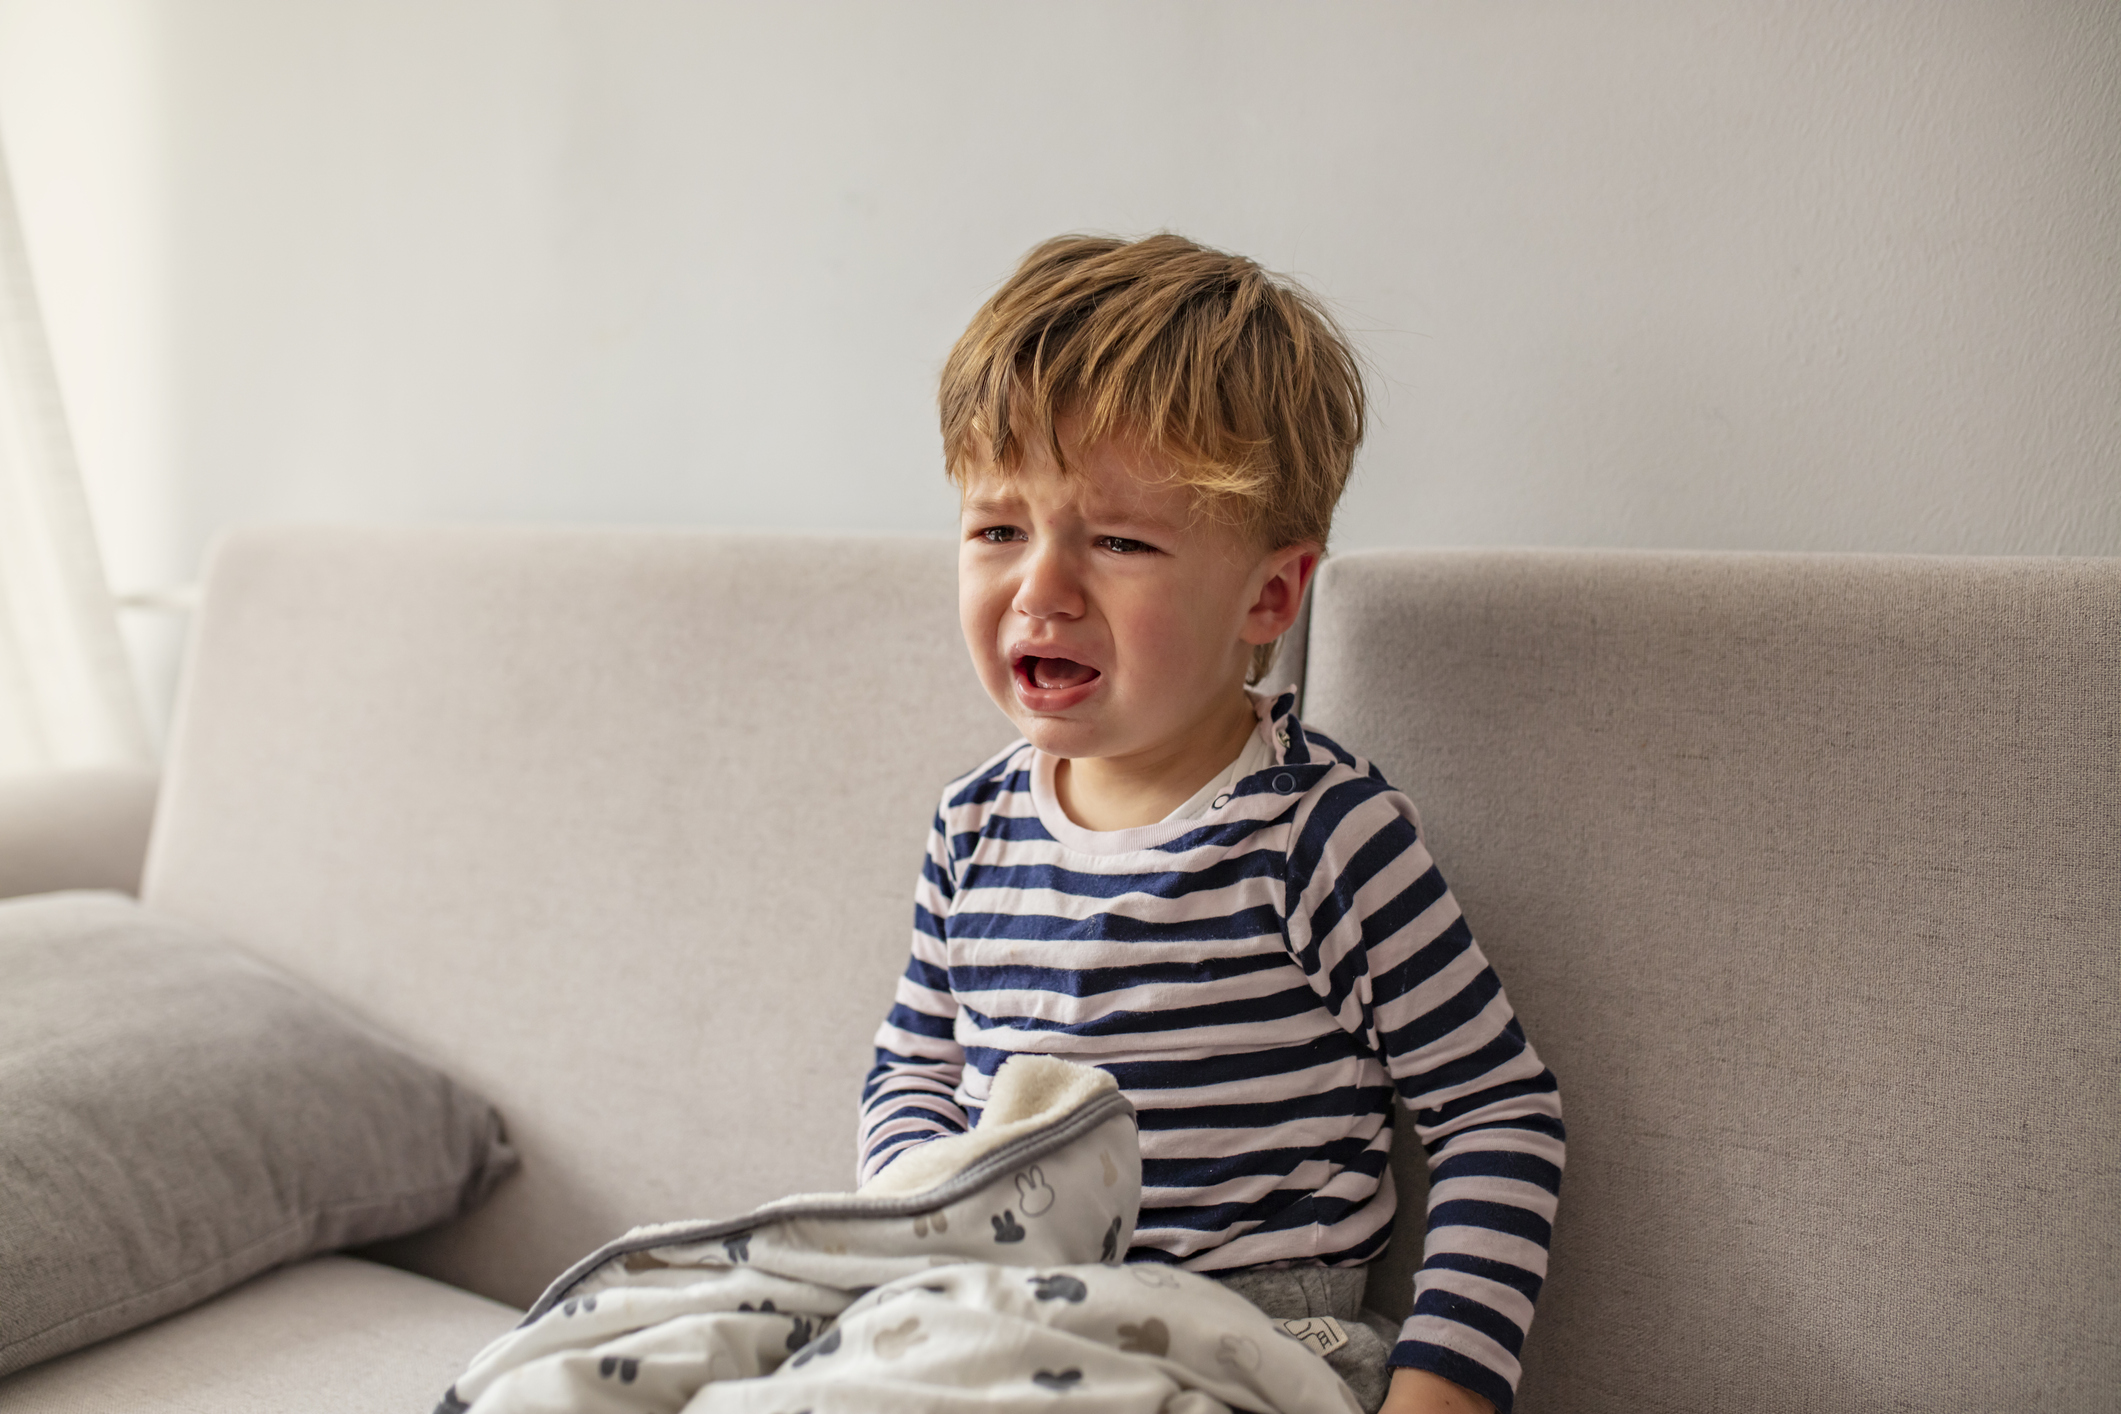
[
  {"xmin": 1272, "ymin": 772, "xmax": 1297, "ymax": 794},
  {"xmin": 1211, "ymin": 792, "xmax": 1233, "ymax": 810}
]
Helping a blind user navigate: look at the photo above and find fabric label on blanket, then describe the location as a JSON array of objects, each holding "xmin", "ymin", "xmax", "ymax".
[{"xmin": 1279, "ymin": 1315, "xmax": 1351, "ymax": 1357}]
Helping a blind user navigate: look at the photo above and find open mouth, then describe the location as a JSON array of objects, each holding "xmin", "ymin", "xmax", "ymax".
[{"xmin": 1015, "ymin": 656, "xmax": 1102, "ymax": 692}]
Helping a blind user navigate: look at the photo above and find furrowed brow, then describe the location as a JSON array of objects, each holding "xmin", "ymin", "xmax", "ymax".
[{"xmin": 1079, "ymin": 496, "xmax": 1184, "ymax": 536}]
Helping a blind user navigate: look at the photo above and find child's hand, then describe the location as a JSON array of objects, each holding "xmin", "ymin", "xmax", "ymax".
[{"xmin": 1380, "ymin": 1367, "xmax": 1495, "ymax": 1414}]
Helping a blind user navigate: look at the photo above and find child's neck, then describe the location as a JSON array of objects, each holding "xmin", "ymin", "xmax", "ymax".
[{"xmin": 1053, "ymin": 691, "xmax": 1262, "ymax": 832}]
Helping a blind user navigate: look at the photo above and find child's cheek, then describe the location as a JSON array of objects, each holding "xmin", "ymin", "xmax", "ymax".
[
  {"xmin": 1127, "ymin": 591, "xmax": 1215, "ymax": 673},
  {"xmin": 959, "ymin": 584, "xmax": 1013, "ymax": 701}
]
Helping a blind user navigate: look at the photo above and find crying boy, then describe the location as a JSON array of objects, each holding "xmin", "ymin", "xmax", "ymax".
[{"xmin": 858, "ymin": 234, "xmax": 1563, "ymax": 1414}]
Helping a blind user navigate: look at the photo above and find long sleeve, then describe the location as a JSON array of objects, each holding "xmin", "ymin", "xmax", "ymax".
[
  {"xmin": 855, "ymin": 808, "xmax": 971, "ymax": 1184},
  {"xmin": 1283, "ymin": 775, "xmax": 1564, "ymax": 1414}
]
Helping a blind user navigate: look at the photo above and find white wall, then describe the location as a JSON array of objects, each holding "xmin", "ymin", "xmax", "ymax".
[{"xmin": 2, "ymin": 1, "xmax": 2116, "ymax": 721}]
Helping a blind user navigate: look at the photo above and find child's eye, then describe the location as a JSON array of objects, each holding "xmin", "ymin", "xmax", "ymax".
[
  {"xmin": 1095, "ymin": 536, "xmax": 1154, "ymax": 555},
  {"xmin": 977, "ymin": 526, "xmax": 1025, "ymax": 544}
]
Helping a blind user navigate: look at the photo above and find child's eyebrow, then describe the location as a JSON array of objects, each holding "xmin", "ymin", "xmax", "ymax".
[
  {"xmin": 1077, "ymin": 498, "xmax": 1184, "ymax": 533},
  {"xmin": 959, "ymin": 495, "xmax": 1023, "ymax": 520}
]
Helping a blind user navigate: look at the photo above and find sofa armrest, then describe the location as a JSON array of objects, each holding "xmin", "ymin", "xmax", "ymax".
[{"xmin": 0, "ymin": 767, "xmax": 159, "ymax": 899}]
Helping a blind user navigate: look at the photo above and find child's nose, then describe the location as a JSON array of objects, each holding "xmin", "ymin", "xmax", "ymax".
[{"xmin": 1014, "ymin": 545, "xmax": 1084, "ymax": 620}]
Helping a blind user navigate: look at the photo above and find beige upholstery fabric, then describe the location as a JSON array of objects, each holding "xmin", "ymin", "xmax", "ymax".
[
  {"xmin": 144, "ymin": 528, "xmax": 1012, "ymax": 1310},
  {"xmin": 1304, "ymin": 550, "xmax": 2119, "ymax": 1414},
  {"xmin": 0, "ymin": 1257, "xmax": 517, "ymax": 1413},
  {"xmin": 0, "ymin": 767, "xmax": 157, "ymax": 897}
]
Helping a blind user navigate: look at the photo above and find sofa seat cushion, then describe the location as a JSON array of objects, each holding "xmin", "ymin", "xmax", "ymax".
[{"xmin": 0, "ymin": 1256, "xmax": 519, "ymax": 1413}]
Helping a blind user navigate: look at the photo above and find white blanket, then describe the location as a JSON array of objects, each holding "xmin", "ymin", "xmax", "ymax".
[{"xmin": 438, "ymin": 1057, "xmax": 1360, "ymax": 1414}]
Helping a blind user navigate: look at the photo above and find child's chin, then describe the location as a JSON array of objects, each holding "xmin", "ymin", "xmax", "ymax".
[{"xmin": 1013, "ymin": 714, "xmax": 1105, "ymax": 758}]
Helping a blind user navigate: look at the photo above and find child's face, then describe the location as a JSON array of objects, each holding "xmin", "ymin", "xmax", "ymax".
[{"xmin": 957, "ymin": 420, "xmax": 1314, "ymax": 768}]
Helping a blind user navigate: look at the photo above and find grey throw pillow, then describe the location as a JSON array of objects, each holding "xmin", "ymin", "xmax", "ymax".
[{"xmin": 0, "ymin": 891, "xmax": 517, "ymax": 1377}]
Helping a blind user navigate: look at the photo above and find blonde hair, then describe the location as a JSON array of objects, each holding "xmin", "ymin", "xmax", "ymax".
[{"xmin": 939, "ymin": 233, "xmax": 1368, "ymax": 680}]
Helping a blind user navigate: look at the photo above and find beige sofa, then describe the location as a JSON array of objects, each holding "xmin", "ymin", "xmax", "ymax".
[{"xmin": 1, "ymin": 527, "xmax": 2113, "ymax": 1413}]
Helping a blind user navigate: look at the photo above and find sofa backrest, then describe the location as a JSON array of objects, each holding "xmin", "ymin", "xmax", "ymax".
[
  {"xmin": 145, "ymin": 527, "xmax": 1015, "ymax": 1307},
  {"xmin": 1301, "ymin": 550, "xmax": 2118, "ymax": 1414}
]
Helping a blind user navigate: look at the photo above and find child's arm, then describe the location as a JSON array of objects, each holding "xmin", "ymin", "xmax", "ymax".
[
  {"xmin": 1286, "ymin": 776, "xmax": 1564, "ymax": 1414},
  {"xmin": 1384, "ymin": 1367, "xmax": 1496, "ymax": 1414},
  {"xmin": 856, "ymin": 810, "xmax": 971, "ymax": 1184}
]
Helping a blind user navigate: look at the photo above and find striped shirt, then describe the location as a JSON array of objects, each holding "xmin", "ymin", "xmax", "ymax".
[{"xmin": 859, "ymin": 691, "xmax": 1563, "ymax": 1411}]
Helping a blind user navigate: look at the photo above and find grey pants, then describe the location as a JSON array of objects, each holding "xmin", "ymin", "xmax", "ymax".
[{"xmin": 1215, "ymin": 1265, "xmax": 1399, "ymax": 1413}]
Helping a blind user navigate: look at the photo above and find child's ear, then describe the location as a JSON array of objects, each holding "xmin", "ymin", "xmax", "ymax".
[{"xmin": 1242, "ymin": 542, "xmax": 1320, "ymax": 644}]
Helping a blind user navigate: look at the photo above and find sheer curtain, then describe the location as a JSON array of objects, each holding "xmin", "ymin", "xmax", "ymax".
[{"xmin": 0, "ymin": 132, "xmax": 150, "ymax": 772}]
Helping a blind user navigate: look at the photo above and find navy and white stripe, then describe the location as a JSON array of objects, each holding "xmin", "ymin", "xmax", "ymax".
[{"xmin": 859, "ymin": 692, "xmax": 1563, "ymax": 1411}]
